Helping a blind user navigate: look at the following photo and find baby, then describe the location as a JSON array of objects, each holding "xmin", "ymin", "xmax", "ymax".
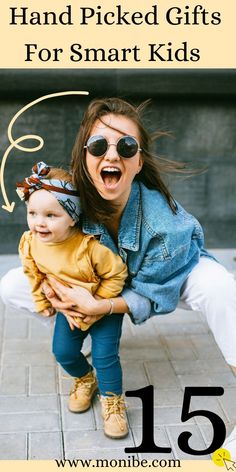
[
  {"xmin": 15, "ymin": 161, "xmax": 129, "ymax": 437},
  {"xmin": 16, "ymin": 161, "xmax": 128, "ymax": 330}
]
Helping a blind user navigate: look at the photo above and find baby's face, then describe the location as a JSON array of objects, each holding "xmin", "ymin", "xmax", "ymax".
[{"xmin": 27, "ymin": 189, "xmax": 75, "ymax": 243}]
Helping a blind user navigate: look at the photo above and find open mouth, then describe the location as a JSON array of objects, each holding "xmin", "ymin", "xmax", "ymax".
[
  {"xmin": 37, "ymin": 231, "xmax": 51, "ymax": 237},
  {"xmin": 101, "ymin": 167, "xmax": 122, "ymax": 188}
]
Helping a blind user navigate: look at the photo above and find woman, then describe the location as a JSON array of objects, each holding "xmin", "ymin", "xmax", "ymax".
[
  {"xmin": 49, "ymin": 97, "xmax": 236, "ymax": 368},
  {"xmin": 1, "ymin": 98, "xmax": 236, "ymax": 447}
]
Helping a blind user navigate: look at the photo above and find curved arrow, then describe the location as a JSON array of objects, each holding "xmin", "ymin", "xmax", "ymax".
[{"xmin": 0, "ymin": 90, "xmax": 89, "ymax": 212}]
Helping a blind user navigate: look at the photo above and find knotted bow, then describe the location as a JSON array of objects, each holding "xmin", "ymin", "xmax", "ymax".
[{"xmin": 16, "ymin": 161, "xmax": 81, "ymax": 222}]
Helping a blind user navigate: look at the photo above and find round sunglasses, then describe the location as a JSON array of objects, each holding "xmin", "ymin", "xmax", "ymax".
[{"xmin": 84, "ymin": 135, "xmax": 142, "ymax": 159}]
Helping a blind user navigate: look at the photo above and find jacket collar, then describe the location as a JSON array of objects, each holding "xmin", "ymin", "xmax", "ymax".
[{"xmin": 82, "ymin": 181, "xmax": 141, "ymax": 252}]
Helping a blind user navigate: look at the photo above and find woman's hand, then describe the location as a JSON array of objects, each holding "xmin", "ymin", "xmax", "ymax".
[{"xmin": 42, "ymin": 276, "xmax": 101, "ymax": 318}]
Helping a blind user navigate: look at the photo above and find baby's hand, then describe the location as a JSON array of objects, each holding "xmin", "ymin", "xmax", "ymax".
[
  {"xmin": 77, "ymin": 314, "xmax": 105, "ymax": 330},
  {"xmin": 41, "ymin": 307, "xmax": 56, "ymax": 317},
  {"xmin": 74, "ymin": 317, "xmax": 90, "ymax": 331}
]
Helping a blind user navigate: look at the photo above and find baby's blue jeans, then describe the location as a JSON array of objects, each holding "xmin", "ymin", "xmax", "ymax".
[{"xmin": 52, "ymin": 312, "xmax": 124, "ymax": 396}]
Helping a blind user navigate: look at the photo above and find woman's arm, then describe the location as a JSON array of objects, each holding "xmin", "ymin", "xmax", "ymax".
[{"xmin": 43, "ymin": 276, "xmax": 129, "ymax": 321}]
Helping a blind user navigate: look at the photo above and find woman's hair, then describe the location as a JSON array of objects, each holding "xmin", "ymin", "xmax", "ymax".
[{"xmin": 71, "ymin": 97, "xmax": 193, "ymax": 223}]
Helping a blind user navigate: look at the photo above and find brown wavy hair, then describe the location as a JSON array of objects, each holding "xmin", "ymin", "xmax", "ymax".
[{"xmin": 71, "ymin": 97, "xmax": 193, "ymax": 223}]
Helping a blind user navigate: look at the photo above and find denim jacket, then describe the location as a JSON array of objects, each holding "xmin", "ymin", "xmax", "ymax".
[{"xmin": 82, "ymin": 181, "xmax": 213, "ymax": 325}]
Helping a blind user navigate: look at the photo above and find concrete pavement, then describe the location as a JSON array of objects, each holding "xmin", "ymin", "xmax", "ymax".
[{"xmin": 0, "ymin": 251, "xmax": 236, "ymax": 460}]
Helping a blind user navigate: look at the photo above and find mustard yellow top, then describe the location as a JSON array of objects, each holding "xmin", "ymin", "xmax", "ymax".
[{"xmin": 19, "ymin": 230, "xmax": 128, "ymax": 313}]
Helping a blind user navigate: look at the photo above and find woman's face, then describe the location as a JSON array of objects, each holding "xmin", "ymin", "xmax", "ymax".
[{"xmin": 85, "ymin": 114, "xmax": 143, "ymax": 212}]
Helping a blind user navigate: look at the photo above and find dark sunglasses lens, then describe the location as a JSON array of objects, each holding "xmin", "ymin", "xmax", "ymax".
[
  {"xmin": 117, "ymin": 136, "xmax": 138, "ymax": 158},
  {"xmin": 87, "ymin": 136, "xmax": 107, "ymax": 157}
]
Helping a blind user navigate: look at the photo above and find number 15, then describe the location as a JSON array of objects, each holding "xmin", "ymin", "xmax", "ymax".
[{"xmin": 125, "ymin": 386, "xmax": 226, "ymax": 455}]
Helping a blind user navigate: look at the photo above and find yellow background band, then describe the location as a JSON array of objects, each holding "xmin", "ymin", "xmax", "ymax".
[
  {"xmin": 0, "ymin": 0, "xmax": 236, "ymax": 68},
  {"xmin": 0, "ymin": 459, "xmax": 221, "ymax": 471}
]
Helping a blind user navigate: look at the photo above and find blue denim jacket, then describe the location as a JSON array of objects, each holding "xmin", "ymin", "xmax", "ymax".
[{"xmin": 82, "ymin": 181, "xmax": 213, "ymax": 325}]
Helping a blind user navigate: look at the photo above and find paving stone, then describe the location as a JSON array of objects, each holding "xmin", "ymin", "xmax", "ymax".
[
  {"xmin": 190, "ymin": 395, "xmax": 228, "ymax": 426},
  {"xmin": 29, "ymin": 365, "xmax": 58, "ymax": 394},
  {"xmin": 152, "ymin": 388, "xmax": 184, "ymax": 407},
  {"xmin": 190, "ymin": 334, "xmax": 225, "ymax": 359},
  {"xmin": 128, "ymin": 319, "xmax": 164, "ymax": 342},
  {"xmin": 197, "ymin": 424, "xmax": 215, "ymax": 450},
  {"xmin": 65, "ymin": 449, "xmax": 134, "ymax": 460},
  {"xmin": 171, "ymin": 358, "xmax": 231, "ymax": 375},
  {"xmin": 29, "ymin": 318, "xmax": 54, "ymax": 339},
  {"xmin": 132, "ymin": 427, "xmax": 175, "ymax": 460},
  {"xmin": 145, "ymin": 360, "xmax": 181, "ymax": 389},
  {"xmin": 29, "ymin": 432, "xmax": 63, "ymax": 459},
  {"xmin": 0, "ymin": 365, "xmax": 28, "ymax": 394},
  {"xmin": 0, "ymin": 395, "xmax": 58, "ymax": 413},
  {"xmin": 61, "ymin": 395, "xmax": 96, "ymax": 431},
  {"xmin": 122, "ymin": 361, "xmax": 149, "ymax": 391},
  {"xmin": 121, "ymin": 315, "xmax": 134, "ymax": 336},
  {"xmin": 4, "ymin": 317, "xmax": 29, "ymax": 339},
  {"xmin": 0, "ymin": 317, "xmax": 4, "ymax": 337},
  {"xmin": 157, "ymin": 309, "xmax": 202, "ymax": 325},
  {"xmin": 199, "ymin": 422, "xmax": 235, "ymax": 450},
  {"xmin": 64, "ymin": 429, "xmax": 135, "ymax": 452},
  {"xmin": 2, "ymin": 350, "xmax": 55, "ymax": 366},
  {"xmin": 123, "ymin": 388, "xmax": 184, "ymax": 409},
  {"xmin": 0, "ymin": 412, "xmax": 60, "ymax": 433},
  {"xmin": 178, "ymin": 372, "xmax": 236, "ymax": 389},
  {"xmin": 127, "ymin": 406, "xmax": 195, "ymax": 428},
  {"xmin": 3, "ymin": 339, "xmax": 52, "ymax": 353},
  {"xmin": 178, "ymin": 372, "xmax": 214, "ymax": 388},
  {"xmin": 121, "ymin": 346, "xmax": 168, "ymax": 361},
  {"xmin": 0, "ymin": 433, "xmax": 27, "ymax": 459},
  {"xmin": 162, "ymin": 335, "xmax": 198, "ymax": 360},
  {"xmin": 158, "ymin": 322, "xmax": 209, "ymax": 336},
  {"xmin": 93, "ymin": 395, "xmax": 105, "ymax": 429},
  {"xmin": 218, "ymin": 387, "xmax": 236, "ymax": 422},
  {"xmin": 58, "ymin": 369, "xmax": 72, "ymax": 395},
  {"xmin": 166, "ymin": 424, "xmax": 211, "ymax": 459},
  {"xmin": 209, "ymin": 372, "xmax": 236, "ymax": 387}
]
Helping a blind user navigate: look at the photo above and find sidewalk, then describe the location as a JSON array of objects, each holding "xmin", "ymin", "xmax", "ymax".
[{"xmin": 0, "ymin": 251, "xmax": 236, "ymax": 460}]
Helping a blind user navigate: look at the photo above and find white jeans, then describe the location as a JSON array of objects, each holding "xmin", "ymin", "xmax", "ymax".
[{"xmin": 0, "ymin": 257, "xmax": 236, "ymax": 366}]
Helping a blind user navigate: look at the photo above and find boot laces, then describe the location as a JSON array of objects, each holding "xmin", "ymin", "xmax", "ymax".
[
  {"xmin": 101, "ymin": 393, "xmax": 126, "ymax": 430},
  {"xmin": 70, "ymin": 372, "xmax": 95, "ymax": 398}
]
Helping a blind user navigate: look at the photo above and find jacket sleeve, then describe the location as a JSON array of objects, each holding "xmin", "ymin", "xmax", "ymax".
[
  {"xmin": 18, "ymin": 232, "xmax": 51, "ymax": 312},
  {"xmin": 122, "ymin": 238, "xmax": 202, "ymax": 325},
  {"xmin": 88, "ymin": 239, "xmax": 128, "ymax": 298}
]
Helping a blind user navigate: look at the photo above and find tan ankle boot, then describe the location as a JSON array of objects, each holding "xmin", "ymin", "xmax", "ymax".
[
  {"xmin": 69, "ymin": 370, "xmax": 97, "ymax": 413},
  {"xmin": 100, "ymin": 393, "xmax": 128, "ymax": 438}
]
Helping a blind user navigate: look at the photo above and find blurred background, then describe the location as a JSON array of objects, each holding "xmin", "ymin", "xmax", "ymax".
[{"xmin": 0, "ymin": 69, "xmax": 235, "ymax": 253}]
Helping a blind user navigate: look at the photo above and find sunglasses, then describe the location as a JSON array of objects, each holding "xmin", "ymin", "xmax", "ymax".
[{"xmin": 84, "ymin": 135, "xmax": 142, "ymax": 159}]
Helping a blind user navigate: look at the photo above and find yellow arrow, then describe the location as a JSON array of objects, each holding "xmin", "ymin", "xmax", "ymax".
[
  {"xmin": 1, "ymin": 144, "xmax": 16, "ymax": 212},
  {"xmin": 1, "ymin": 135, "xmax": 42, "ymax": 212},
  {"xmin": 0, "ymin": 90, "xmax": 89, "ymax": 212}
]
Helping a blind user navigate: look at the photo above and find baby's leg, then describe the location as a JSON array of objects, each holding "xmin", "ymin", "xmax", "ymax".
[
  {"xmin": 52, "ymin": 312, "xmax": 91, "ymax": 377},
  {"xmin": 90, "ymin": 314, "xmax": 124, "ymax": 395},
  {"xmin": 53, "ymin": 312, "xmax": 94, "ymax": 412},
  {"xmin": 90, "ymin": 314, "xmax": 128, "ymax": 438}
]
